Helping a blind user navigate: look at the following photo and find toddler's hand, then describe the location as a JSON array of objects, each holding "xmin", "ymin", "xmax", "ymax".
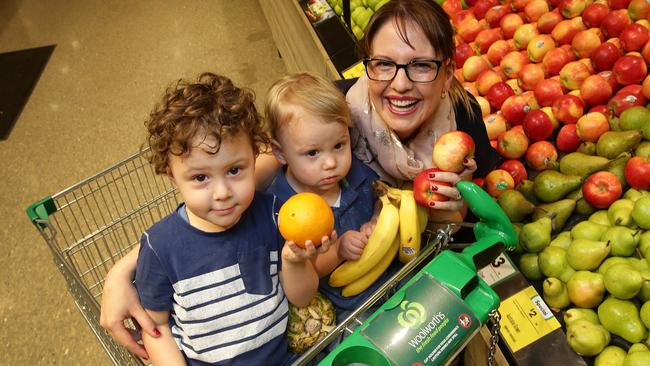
[
  {"xmin": 283, "ymin": 231, "xmax": 337, "ymax": 264},
  {"xmin": 359, "ymin": 220, "xmax": 376, "ymax": 238},
  {"xmin": 338, "ymin": 230, "xmax": 368, "ymax": 261}
]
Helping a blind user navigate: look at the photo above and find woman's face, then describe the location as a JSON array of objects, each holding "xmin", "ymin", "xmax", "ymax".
[{"xmin": 368, "ymin": 19, "xmax": 450, "ymax": 141}]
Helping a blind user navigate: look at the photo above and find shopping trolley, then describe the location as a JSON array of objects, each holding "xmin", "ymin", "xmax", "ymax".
[{"xmin": 26, "ymin": 149, "xmax": 180, "ymax": 366}]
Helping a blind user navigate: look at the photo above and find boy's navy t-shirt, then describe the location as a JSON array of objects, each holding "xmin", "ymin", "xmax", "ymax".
[
  {"xmin": 135, "ymin": 192, "xmax": 291, "ymax": 365},
  {"xmin": 267, "ymin": 156, "xmax": 400, "ymax": 314}
]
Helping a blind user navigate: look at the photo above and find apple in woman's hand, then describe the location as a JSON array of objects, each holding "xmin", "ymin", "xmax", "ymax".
[
  {"xmin": 413, "ymin": 168, "xmax": 451, "ymax": 208},
  {"xmin": 432, "ymin": 131, "xmax": 476, "ymax": 173}
]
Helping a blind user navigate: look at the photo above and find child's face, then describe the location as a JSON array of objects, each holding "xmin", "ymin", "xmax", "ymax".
[
  {"xmin": 167, "ymin": 131, "xmax": 256, "ymax": 232},
  {"xmin": 274, "ymin": 108, "xmax": 352, "ymax": 198}
]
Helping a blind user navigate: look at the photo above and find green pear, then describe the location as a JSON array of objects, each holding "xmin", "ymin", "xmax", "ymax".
[
  {"xmin": 599, "ymin": 257, "xmax": 631, "ymax": 274},
  {"xmin": 517, "ymin": 179, "xmax": 540, "ymax": 205},
  {"xmin": 606, "ymin": 152, "xmax": 632, "ymax": 190},
  {"xmin": 532, "ymin": 199, "xmax": 576, "ymax": 233},
  {"xmin": 564, "ymin": 308, "xmax": 600, "ymax": 326},
  {"xmin": 567, "ymin": 271, "xmax": 606, "ymax": 308},
  {"xmin": 559, "ymin": 152, "xmax": 611, "ymax": 178},
  {"xmin": 543, "ymin": 277, "xmax": 570, "ymax": 310},
  {"xmin": 603, "ymin": 226, "xmax": 641, "ymax": 257},
  {"xmin": 519, "ymin": 253, "xmax": 543, "ymax": 281},
  {"xmin": 539, "ymin": 246, "xmax": 575, "ymax": 282},
  {"xmin": 640, "ymin": 231, "xmax": 650, "ymax": 256},
  {"xmin": 566, "ymin": 319, "xmax": 611, "ymax": 356},
  {"xmin": 632, "ymin": 196, "xmax": 650, "ymax": 230},
  {"xmin": 635, "ymin": 268, "xmax": 650, "ymax": 302},
  {"xmin": 604, "ymin": 263, "xmax": 643, "ymax": 300},
  {"xmin": 627, "ymin": 257, "xmax": 650, "ymax": 271},
  {"xmin": 520, "ymin": 217, "xmax": 552, "ymax": 253},
  {"xmin": 578, "ymin": 141, "xmax": 597, "ymax": 155},
  {"xmin": 628, "ymin": 343, "xmax": 649, "ymax": 353},
  {"xmin": 567, "ymin": 239, "xmax": 611, "ymax": 270},
  {"xmin": 610, "ymin": 116, "xmax": 623, "ymax": 132},
  {"xmin": 497, "ymin": 189, "xmax": 536, "ymax": 222},
  {"xmin": 533, "ymin": 170, "xmax": 583, "ymax": 203},
  {"xmin": 624, "ymin": 350, "xmax": 650, "ymax": 365},
  {"xmin": 640, "ymin": 301, "xmax": 650, "ymax": 329},
  {"xmin": 590, "ymin": 210, "xmax": 613, "ymax": 226},
  {"xmin": 598, "ymin": 297, "xmax": 648, "ymax": 343},
  {"xmin": 550, "ymin": 231, "xmax": 572, "ymax": 249},
  {"xmin": 511, "ymin": 223, "xmax": 524, "ymax": 253},
  {"xmin": 620, "ymin": 105, "xmax": 650, "ymax": 140},
  {"xmin": 567, "ymin": 188, "xmax": 596, "ymax": 216},
  {"xmin": 608, "ymin": 199, "xmax": 636, "ymax": 227},
  {"xmin": 571, "ymin": 220, "xmax": 609, "ymax": 241},
  {"xmin": 594, "ymin": 345, "xmax": 627, "ymax": 366},
  {"xmin": 624, "ymin": 188, "xmax": 650, "ymax": 202},
  {"xmin": 635, "ymin": 141, "xmax": 650, "ymax": 158},
  {"xmin": 596, "ymin": 131, "xmax": 643, "ymax": 159}
]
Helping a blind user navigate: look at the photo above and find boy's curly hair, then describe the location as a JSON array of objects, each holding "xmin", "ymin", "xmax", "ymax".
[{"xmin": 144, "ymin": 72, "xmax": 270, "ymax": 174}]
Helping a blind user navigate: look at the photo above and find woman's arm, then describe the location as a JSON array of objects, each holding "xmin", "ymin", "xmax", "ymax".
[
  {"xmin": 100, "ymin": 246, "xmax": 158, "ymax": 358},
  {"xmin": 255, "ymin": 151, "xmax": 282, "ymax": 189},
  {"xmin": 142, "ymin": 310, "xmax": 187, "ymax": 366}
]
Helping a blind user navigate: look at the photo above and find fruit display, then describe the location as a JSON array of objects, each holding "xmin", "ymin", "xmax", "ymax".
[{"xmin": 326, "ymin": 0, "xmax": 391, "ymax": 39}]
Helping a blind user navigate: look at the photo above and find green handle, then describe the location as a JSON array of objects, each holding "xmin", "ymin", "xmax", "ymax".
[{"xmin": 26, "ymin": 196, "xmax": 56, "ymax": 228}]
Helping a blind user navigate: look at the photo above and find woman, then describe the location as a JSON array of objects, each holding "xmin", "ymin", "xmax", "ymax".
[{"xmin": 100, "ymin": 0, "xmax": 499, "ymax": 357}]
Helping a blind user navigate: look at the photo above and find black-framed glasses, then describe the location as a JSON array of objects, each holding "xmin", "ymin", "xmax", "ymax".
[{"xmin": 363, "ymin": 58, "xmax": 443, "ymax": 83}]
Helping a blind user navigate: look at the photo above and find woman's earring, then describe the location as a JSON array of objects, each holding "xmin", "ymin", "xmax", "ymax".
[{"xmin": 441, "ymin": 90, "xmax": 447, "ymax": 99}]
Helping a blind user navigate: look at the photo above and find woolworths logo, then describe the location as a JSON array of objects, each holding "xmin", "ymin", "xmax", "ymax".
[{"xmin": 397, "ymin": 300, "xmax": 427, "ymax": 329}]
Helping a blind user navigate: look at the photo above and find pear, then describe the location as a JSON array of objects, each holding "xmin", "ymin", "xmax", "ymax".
[
  {"xmin": 519, "ymin": 253, "xmax": 543, "ymax": 281},
  {"xmin": 516, "ymin": 179, "xmax": 540, "ymax": 205},
  {"xmin": 610, "ymin": 116, "xmax": 623, "ymax": 132},
  {"xmin": 543, "ymin": 277, "xmax": 570, "ymax": 310},
  {"xmin": 596, "ymin": 131, "xmax": 643, "ymax": 159},
  {"xmin": 564, "ymin": 308, "xmax": 600, "ymax": 326},
  {"xmin": 578, "ymin": 141, "xmax": 597, "ymax": 155},
  {"xmin": 636, "ymin": 268, "xmax": 650, "ymax": 302},
  {"xmin": 567, "ymin": 188, "xmax": 596, "ymax": 216},
  {"xmin": 640, "ymin": 301, "xmax": 650, "ymax": 329},
  {"xmin": 604, "ymin": 263, "xmax": 643, "ymax": 300},
  {"xmin": 598, "ymin": 297, "xmax": 648, "ymax": 343},
  {"xmin": 632, "ymin": 196, "xmax": 650, "ymax": 230},
  {"xmin": 550, "ymin": 231, "xmax": 572, "ymax": 249},
  {"xmin": 636, "ymin": 141, "xmax": 650, "ymax": 158},
  {"xmin": 608, "ymin": 199, "xmax": 636, "ymax": 227},
  {"xmin": 533, "ymin": 170, "xmax": 583, "ymax": 203},
  {"xmin": 539, "ymin": 246, "xmax": 574, "ymax": 282},
  {"xmin": 620, "ymin": 106, "xmax": 650, "ymax": 131},
  {"xmin": 567, "ymin": 271, "xmax": 606, "ymax": 308},
  {"xmin": 497, "ymin": 189, "xmax": 535, "ymax": 222},
  {"xmin": 624, "ymin": 350, "xmax": 650, "ymax": 366},
  {"xmin": 627, "ymin": 257, "xmax": 650, "ymax": 271},
  {"xmin": 560, "ymin": 152, "xmax": 611, "ymax": 178},
  {"xmin": 566, "ymin": 319, "xmax": 610, "ymax": 356},
  {"xmin": 594, "ymin": 345, "xmax": 626, "ymax": 366},
  {"xmin": 532, "ymin": 199, "xmax": 576, "ymax": 233},
  {"xmin": 590, "ymin": 210, "xmax": 613, "ymax": 226},
  {"xmin": 603, "ymin": 226, "xmax": 641, "ymax": 257},
  {"xmin": 570, "ymin": 220, "xmax": 609, "ymax": 241},
  {"xmin": 606, "ymin": 152, "xmax": 632, "ymax": 190},
  {"xmin": 624, "ymin": 188, "xmax": 650, "ymax": 202},
  {"xmin": 567, "ymin": 239, "xmax": 611, "ymax": 271},
  {"xmin": 628, "ymin": 343, "xmax": 649, "ymax": 353},
  {"xmin": 599, "ymin": 257, "xmax": 631, "ymax": 274},
  {"xmin": 641, "ymin": 231, "xmax": 650, "ymax": 256},
  {"xmin": 511, "ymin": 223, "xmax": 524, "ymax": 253},
  {"xmin": 520, "ymin": 217, "xmax": 552, "ymax": 253}
]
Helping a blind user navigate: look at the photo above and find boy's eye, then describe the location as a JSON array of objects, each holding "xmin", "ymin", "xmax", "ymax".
[
  {"xmin": 307, "ymin": 150, "xmax": 318, "ymax": 157},
  {"xmin": 228, "ymin": 167, "xmax": 241, "ymax": 176},
  {"xmin": 194, "ymin": 174, "xmax": 208, "ymax": 182},
  {"xmin": 334, "ymin": 143, "xmax": 344, "ymax": 150}
]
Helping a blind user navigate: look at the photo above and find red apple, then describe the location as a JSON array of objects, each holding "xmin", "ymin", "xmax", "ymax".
[
  {"xmin": 497, "ymin": 129, "xmax": 530, "ymax": 159},
  {"xmin": 611, "ymin": 0, "xmax": 632, "ymax": 10},
  {"xmin": 476, "ymin": 69, "xmax": 504, "ymax": 96},
  {"xmin": 457, "ymin": 17, "xmax": 486, "ymax": 43},
  {"xmin": 572, "ymin": 29, "xmax": 603, "ymax": 59},
  {"xmin": 591, "ymin": 42, "xmax": 624, "ymax": 71},
  {"xmin": 602, "ymin": 9, "xmax": 633, "ymax": 38},
  {"xmin": 443, "ymin": 0, "xmax": 464, "ymax": 16},
  {"xmin": 582, "ymin": 171, "xmax": 623, "ymax": 208},
  {"xmin": 576, "ymin": 112, "xmax": 610, "ymax": 141},
  {"xmin": 620, "ymin": 23, "xmax": 650, "ymax": 51},
  {"xmin": 525, "ymin": 0, "xmax": 550, "ymax": 22},
  {"xmin": 454, "ymin": 43, "xmax": 478, "ymax": 69},
  {"xmin": 485, "ymin": 5, "xmax": 512, "ymax": 28},
  {"xmin": 413, "ymin": 168, "xmax": 451, "ymax": 207},
  {"xmin": 559, "ymin": 0, "xmax": 589, "ymax": 18},
  {"xmin": 560, "ymin": 60, "xmax": 592, "ymax": 90},
  {"xmin": 624, "ymin": 156, "xmax": 650, "ymax": 189},
  {"xmin": 475, "ymin": 28, "xmax": 504, "ymax": 54},
  {"xmin": 629, "ymin": 0, "xmax": 650, "ymax": 21},
  {"xmin": 523, "ymin": 109, "xmax": 555, "ymax": 141},
  {"xmin": 613, "ymin": 54, "xmax": 648, "ymax": 85},
  {"xmin": 450, "ymin": 9, "xmax": 476, "ymax": 26},
  {"xmin": 608, "ymin": 85, "xmax": 646, "ymax": 115},
  {"xmin": 501, "ymin": 94, "xmax": 533, "ymax": 125},
  {"xmin": 528, "ymin": 34, "xmax": 557, "ymax": 62},
  {"xmin": 534, "ymin": 79, "xmax": 565, "ymax": 107},
  {"xmin": 580, "ymin": 74, "xmax": 614, "ymax": 106},
  {"xmin": 641, "ymin": 40, "xmax": 650, "ymax": 63},
  {"xmin": 432, "ymin": 131, "xmax": 476, "ymax": 173},
  {"xmin": 525, "ymin": 141, "xmax": 559, "ymax": 171},
  {"xmin": 486, "ymin": 81, "xmax": 516, "ymax": 109},
  {"xmin": 463, "ymin": 55, "xmax": 490, "ymax": 82},
  {"xmin": 475, "ymin": 95, "xmax": 491, "ymax": 116},
  {"xmin": 500, "ymin": 13, "xmax": 525, "ymax": 40},
  {"xmin": 501, "ymin": 50, "xmax": 530, "ymax": 79},
  {"xmin": 538, "ymin": 11, "xmax": 564, "ymax": 34},
  {"xmin": 483, "ymin": 113, "xmax": 508, "ymax": 140},
  {"xmin": 543, "ymin": 47, "xmax": 573, "ymax": 76},
  {"xmin": 552, "ymin": 94, "xmax": 585, "ymax": 123},
  {"xmin": 556, "ymin": 123, "xmax": 581, "ymax": 152},
  {"xmin": 643, "ymin": 74, "xmax": 650, "ymax": 100},
  {"xmin": 484, "ymin": 169, "xmax": 516, "ymax": 197},
  {"xmin": 552, "ymin": 18, "xmax": 586, "ymax": 45},
  {"xmin": 582, "ymin": 3, "xmax": 610, "ymax": 28},
  {"xmin": 499, "ymin": 159, "xmax": 528, "ymax": 186},
  {"xmin": 487, "ymin": 39, "xmax": 514, "ymax": 66},
  {"xmin": 598, "ymin": 70, "xmax": 621, "ymax": 92},
  {"xmin": 473, "ymin": 0, "xmax": 499, "ymax": 20},
  {"xmin": 513, "ymin": 23, "xmax": 540, "ymax": 50},
  {"xmin": 518, "ymin": 63, "xmax": 546, "ymax": 91},
  {"xmin": 589, "ymin": 104, "xmax": 610, "ymax": 115}
]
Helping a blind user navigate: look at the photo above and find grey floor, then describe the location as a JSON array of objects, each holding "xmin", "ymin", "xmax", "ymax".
[{"xmin": 0, "ymin": 1, "xmax": 287, "ymax": 364}]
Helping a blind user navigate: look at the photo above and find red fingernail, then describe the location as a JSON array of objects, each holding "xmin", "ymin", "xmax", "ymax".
[
  {"xmin": 463, "ymin": 159, "xmax": 468, "ymax": 164},
  {"xmin": 430, "ymin": 184, "xmax": 438, "ymax": 191},
  {"xmin": 428, "ymin": 201, "xmax": 436, "ymax": 207},
  {"xmin": 428, "ymin": 172, "xmax": 436, "ymax": 179},
  {"xmin": 154, "ymin": 328, "xmax": 161, "ymax": 336}
]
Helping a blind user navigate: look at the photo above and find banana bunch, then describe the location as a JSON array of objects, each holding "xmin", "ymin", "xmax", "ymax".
[{"xmin": 328, "ymin": 182, "xmax": 429, "ymax": 296}]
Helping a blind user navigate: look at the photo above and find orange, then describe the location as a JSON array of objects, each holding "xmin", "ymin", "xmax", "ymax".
[{"xmin": 278, "ymin": 192, "xmax": 334, "ymax": 247}]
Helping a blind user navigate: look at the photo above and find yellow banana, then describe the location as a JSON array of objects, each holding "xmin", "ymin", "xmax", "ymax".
[
  {"xmin": 417, "ymin": 204, "xmax": 429, "ymax": 234},
  {"xmin": 341, "ymin": 233, "xmax": 399, "ymax": 297},
  {"xmin": 329, "ymin": 194, "xmax": 399, "ymax": 287},
  {"xmin": 399, "ymin": 189, "xmax": 421, "ymax": 263}
]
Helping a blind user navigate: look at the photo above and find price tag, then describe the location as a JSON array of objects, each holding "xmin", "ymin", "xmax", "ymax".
[
  {"xmin": 498, "ymin": 286, "xmax": 561, "ymax": 353},
  {"xmin": 342, "ymin": 61, "xmax": 365, "ymax": 79},
  {"xmin": 477, "ymin": 253, "xmax": 517, "ymax": 287}
]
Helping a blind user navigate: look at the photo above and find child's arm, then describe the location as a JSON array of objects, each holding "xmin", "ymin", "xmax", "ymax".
[
  {"xmin": 312, "ymin": 231, "xmax": 367, "ymax": 277},
  {"xmin": 100, "ymin": 246, "xmax": 159, "ymax": 358},
  {"xmin": 142, "ymin": 310, "xmax": 187, "ymax": 366},
  {"xmin": 255, "ymin": 151, "xmax": 282, "ymax": 189}
]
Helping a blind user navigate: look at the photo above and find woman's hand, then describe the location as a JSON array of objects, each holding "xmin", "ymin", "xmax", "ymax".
[
  {"xmin": 337, "ymin": 230, "xmax": 368, "ymax": 260},
  {"xmin": 282, "ymin": 231, "xmax": 337, "ymax": 264},
  {"xmin": 424, "ymin": 158, "xmax": 477, "ymax": 211}
]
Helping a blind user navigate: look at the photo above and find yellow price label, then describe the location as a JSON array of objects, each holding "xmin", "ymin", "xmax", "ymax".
[
  {"xmin": 498, "ymin": 285, "xmax": 561, "ymax": 353},
  {"xmin": 342, "ymin": 61, "xmax": 365, "ymax": 79}
]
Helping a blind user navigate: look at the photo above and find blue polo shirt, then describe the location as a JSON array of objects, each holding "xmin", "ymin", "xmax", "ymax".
[{"xmin": 267, "ymin": 156, "xmax": 400, "ymax": 315}]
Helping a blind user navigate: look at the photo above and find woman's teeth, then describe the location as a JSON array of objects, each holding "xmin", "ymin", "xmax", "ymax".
[{"xmin": 388, "ymin": 99, "xmax": 418, "ymax": 111}]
